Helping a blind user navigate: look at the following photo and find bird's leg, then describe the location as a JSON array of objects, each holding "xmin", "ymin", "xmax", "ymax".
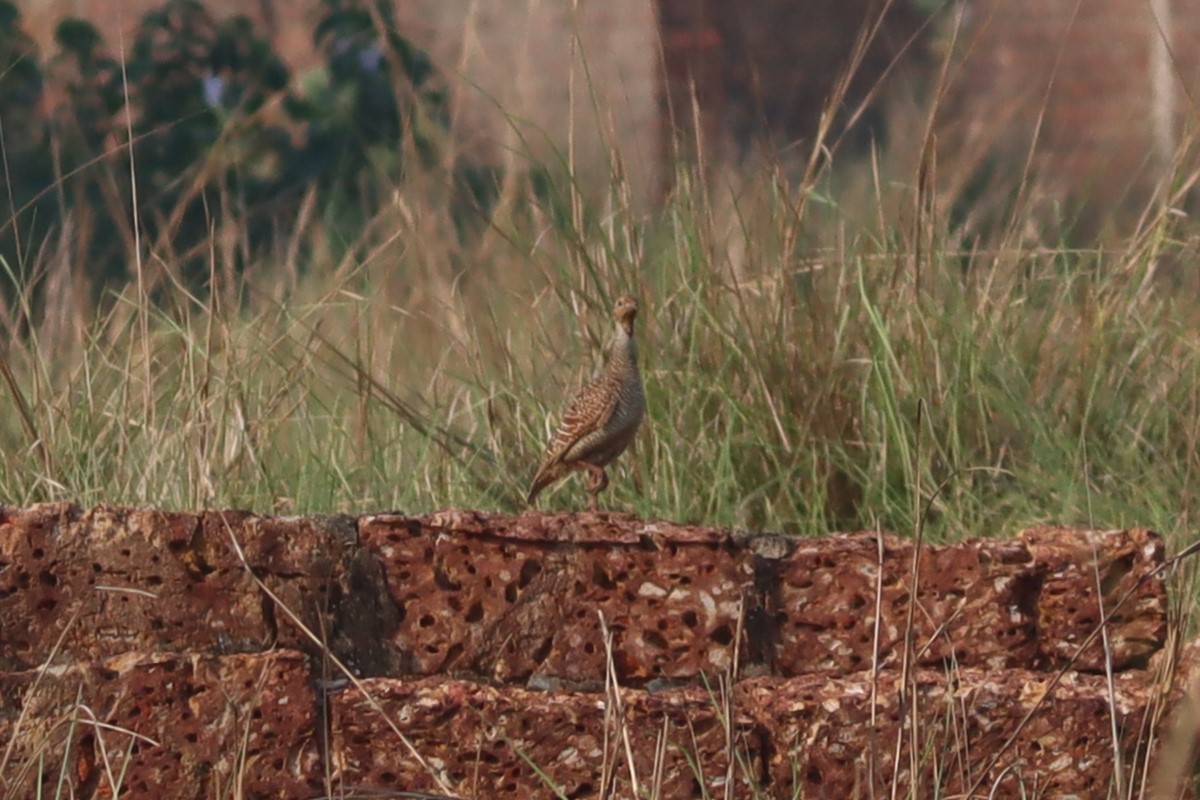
[
  {"xmin": 582, "ymin": 464, "xmax": 608, "ymax": 511},
  {"xmin": 584, "ymin": 464, "xmax": 608, "ymax": 494}
]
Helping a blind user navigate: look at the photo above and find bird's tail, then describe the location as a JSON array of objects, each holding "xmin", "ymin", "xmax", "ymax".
[{"xmin": 526, "ymin": 463, "xmax": 564, "ymax": 505}]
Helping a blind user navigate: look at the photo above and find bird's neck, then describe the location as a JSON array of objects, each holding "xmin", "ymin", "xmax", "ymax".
[{"xmin": 606, "ymin": 324, "xmax": 638, "ymax": 370}]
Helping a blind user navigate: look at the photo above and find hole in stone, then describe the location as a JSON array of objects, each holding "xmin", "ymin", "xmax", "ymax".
[
  {"xmin": 504, "ymin": 584, "xmax": 518, "ymax": 604},
  {"xmin": 583, "ymin": 642, "xmax": 596, "ymax": 655},
  {"xmin": 418, "ymin": 614, "xmax": 435, "ymax": 628},
  {"xmin": 38, "ymin": 571, "xmax": 56, "ymax": 587},
  {"xmin": 31, "ymin": 548, "xmax": 44, "ymax": 559},
  {"xmin": 711, "ymin": 625, "xmax": 734, "ymax": 645},
  {"xmin": 591, "ymin": 562, "xmax": 615, "ymax": 591},
  {"xmin": 531, "ymin": 637, "xmax": 553, "ymax": 665},
  {"xmin": 146, "ymin": 576, "xmax": 163, "ymax": 587},
  {"xmin": 433, "ymin": 567, "xmax": 461, "ymax": 591},
  {"xmin": 519, "ymin": 559, "xmax": 541, "ymax": 588},
  {"xmin": 465, "ymin": 602, "xmax": 484, "ymax": 623},
  {"xmin": 36, "ymin": 597, "xmax": 57, "ymax": 612},
  {"xmin": 682, "ymin": 610, "xmax": 698, "ymax": 628},
  {"xmin": 643, "ymin": 629, "xmax": 669, "ymax": 650}
]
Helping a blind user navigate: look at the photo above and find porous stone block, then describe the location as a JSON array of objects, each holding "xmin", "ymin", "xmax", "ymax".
[
  {"xmin": 0, "ymin": 650, "xmax": 322, "ymax": 799},
  {"xmin": 741, "ymin": 667, "xmax": 1151, "ymax": 799},
  {"xmin": 0, "ymin": 504, "xmax": 265, "ymax": 668},
  {"xmin": 359, "ymin": 510, "xmax": 754, "ymax": 685},
  {"xmin": 331, "ymin": 676, "xmax": 752, "ymax": 798},
  {"xmin": 1020, "ymin": 525, "xmax": 1166, "ymax": 670},
  {"xmin": 0, "ymin": 504, "xmax": 358, "ymax": 670},
  {"xmin": 771, "ymin": 532, "xmax": 1044, "ymax": 675}
]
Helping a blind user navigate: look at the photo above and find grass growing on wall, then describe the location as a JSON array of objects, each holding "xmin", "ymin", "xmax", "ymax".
[{"xmin": 2, "ymin": 138, "xmax": 1199, "ymax": 547}]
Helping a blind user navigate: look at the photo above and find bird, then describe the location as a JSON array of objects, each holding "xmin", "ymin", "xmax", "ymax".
[{"xmin": 527, "ymin": 295, "xmax": 645, "ymax": 511}]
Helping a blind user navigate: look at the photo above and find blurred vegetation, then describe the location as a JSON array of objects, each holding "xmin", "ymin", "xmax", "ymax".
[{"xmin": 0, "ymin": 0, "xmax": 489, "ymax": 301}]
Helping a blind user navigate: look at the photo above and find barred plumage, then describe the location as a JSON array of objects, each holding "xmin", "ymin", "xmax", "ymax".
[{"xmin": 527, "ymin": 295, "xmax": 645, "ymax": 511}]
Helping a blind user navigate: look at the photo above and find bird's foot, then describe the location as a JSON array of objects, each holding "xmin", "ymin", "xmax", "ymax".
[
  {"xmin": 584, "ymin": 464, "xmax": 609, "ymax": 494},
  {"xmin": 582, "ymin": 464, "xmax": 608, "ymax": 513}
]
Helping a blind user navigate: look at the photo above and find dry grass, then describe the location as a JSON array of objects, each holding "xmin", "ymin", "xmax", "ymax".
[{"xmin": 4, "ymin": 136, "xmax": 1200, "ymax": 541}]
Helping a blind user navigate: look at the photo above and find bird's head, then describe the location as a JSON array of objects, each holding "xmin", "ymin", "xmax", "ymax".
[{"xmin": 614, "ymin": 295, "xmax": 638, "ymax": 336}]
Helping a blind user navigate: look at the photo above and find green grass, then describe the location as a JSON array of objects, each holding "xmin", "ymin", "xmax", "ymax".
[
  {"xmin": 3, "ymin": 13, "xmax": 1200, "ymax": 557},
  {"xmin": 2, "ymin": 148, "xmax": 1198, "ymax": 551}
]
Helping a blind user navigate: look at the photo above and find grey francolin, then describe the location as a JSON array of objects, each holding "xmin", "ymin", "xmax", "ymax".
[{"xmin": 527, "ymin": 295, "xmax": 645, "ymax": 511}]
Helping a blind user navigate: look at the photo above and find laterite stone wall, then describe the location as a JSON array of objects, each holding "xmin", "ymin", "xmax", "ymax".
[{"xmin": 0, "ymin": 504, "xmax": 1188, "ymax": 798}]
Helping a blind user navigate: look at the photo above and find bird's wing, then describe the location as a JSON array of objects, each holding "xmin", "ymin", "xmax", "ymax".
[{"xmin": 536, "ymin": 377, "xmax": 620, "ymax": 472}]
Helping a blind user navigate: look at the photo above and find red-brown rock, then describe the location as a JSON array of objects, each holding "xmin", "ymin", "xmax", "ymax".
[
  {"xmin": 0, "ymin": 505, "xmax": 363, "ymax": 671},
  {"xmin": 0, "ymin": 650, "xmax": 322, "ymax": 799},
  {"xmin": 331, "ymin": 675, "xmax": 748, "ymax": 798},
  {"xmin": 771, "ymin": 532, "xmax": 1043, "ymax": 675},
  {"xmin": 0, "ymin": 504, "xmax": 269, "ymax": 669},
  {"xmin": 329, "ymin": 666, "xmax": 1158, "ymax": 800},
  {"xmin": 359, "ymin": 510, "xmax": 754, "ymax": 684},
  {"xmin": 742, "ymin": 667, "xmax": 1152, "ymax": 798},
  {"xmin": 1021, "ymin": 525, "xmax": 1166, "ymax": 670},
  {"xmin": 0, "ymin": 504, "xmax": 1183, "ymax": 799}
]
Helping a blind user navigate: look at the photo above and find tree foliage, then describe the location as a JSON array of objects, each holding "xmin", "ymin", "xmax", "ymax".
[{"xmin": 0, "ymin": 0, "xmax": 467, "ymax": 299}]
